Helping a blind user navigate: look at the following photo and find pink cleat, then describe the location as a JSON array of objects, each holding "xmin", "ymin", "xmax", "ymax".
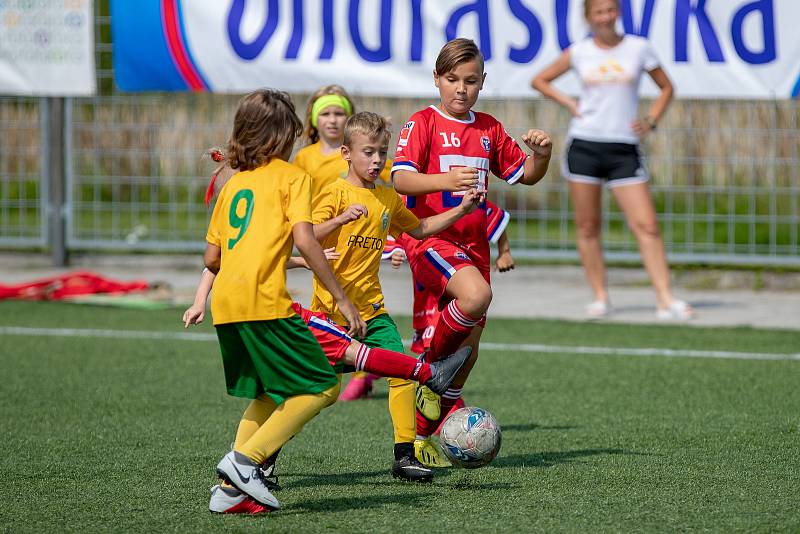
[{"xmin": 339, "ymin": 372, "xmax": 377, "ymax": 401}]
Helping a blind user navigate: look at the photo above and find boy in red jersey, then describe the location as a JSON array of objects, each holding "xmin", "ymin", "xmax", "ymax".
[{"xmin": 392, "ymin": 38, "xmax": 552, "ymax": 466}]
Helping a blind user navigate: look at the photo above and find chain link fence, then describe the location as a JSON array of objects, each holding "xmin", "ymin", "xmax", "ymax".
[{"xmin": 1, "ymin": 4, "xmax": 798, "ymax": 265}]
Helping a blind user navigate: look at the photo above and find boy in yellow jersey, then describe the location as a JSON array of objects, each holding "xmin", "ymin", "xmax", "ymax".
[
  {"xmin": 294, "ymin": 86, "xmax": 391, "ymax": 400},
  {"xmin": 311, "ymin": 111, "xmax": 483, "ymax": 481},
  {"xmin": 205, "ymin": 89, "xmax": 366, "ymax": 512}
]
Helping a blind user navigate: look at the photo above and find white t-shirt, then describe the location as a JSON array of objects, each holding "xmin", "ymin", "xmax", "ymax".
[{"xmin": 567, "ymin": 35, "xmax": 660, "ymax": 144}]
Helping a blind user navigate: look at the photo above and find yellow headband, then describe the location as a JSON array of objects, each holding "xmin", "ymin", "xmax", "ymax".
[{"xmin": 311, "ymin": 94, "xmax": 353, "ymax": 128}]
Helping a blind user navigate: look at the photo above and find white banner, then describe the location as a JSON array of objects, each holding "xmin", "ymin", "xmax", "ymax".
[
  {"xmin": 113, "ymin": 0, "xmax": 800, "ymax": 99},
  {"xmin": 0, "ymin": 0, "xmax": 95, "ymax": 96}
]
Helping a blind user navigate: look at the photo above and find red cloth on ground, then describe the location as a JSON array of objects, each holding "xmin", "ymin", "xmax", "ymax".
[{"xmin": 0, "ymin": 271, "xmax": 149, "ymax": 300}]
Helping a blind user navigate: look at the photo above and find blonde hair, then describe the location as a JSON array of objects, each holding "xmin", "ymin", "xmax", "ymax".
[
  {"xmin": 302, "ymin": 85, "xmax": 356, "ymax": 145},
  {"xmin": 435, "ymin": 38, "xmax": 484, "ymax": 76},
  {"xmin": 226, "ymin": 89, "xmax": 302, "ymax": 171},
  {"xmin": 343, "ymin": 112, "xmax": 391, "ymax": 147},
  {"xmin": 584, "ymin": 0, "xmax": 620, "ymax": 17}
]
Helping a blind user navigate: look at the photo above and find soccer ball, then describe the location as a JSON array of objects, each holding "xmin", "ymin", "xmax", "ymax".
[{"xmin": 439, "ymin": 406, "xmax": 502, "ymax": 469}]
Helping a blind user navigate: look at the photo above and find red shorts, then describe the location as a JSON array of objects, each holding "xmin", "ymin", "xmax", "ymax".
[
  {"xmin": 292, "ymin": 303, "xmax": 350, "ymax": 366},
  {"xmin": 410, "ymin": 238, "xmax": 489, "ymax": 328}
]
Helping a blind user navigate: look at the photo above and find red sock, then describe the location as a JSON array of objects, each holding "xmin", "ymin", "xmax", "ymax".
[
  {"xmin": 429, "ymin": 300, "xmax": 480, "ymax": 362},
  {"xmin": 416, "ymin": 386, "xmax": 463, "ymax": 438},
  {"xmin": 434, "ymin": 396, "xmax": 465, "ymax": 435},
  {"xmin": 356, "ymin": 345, "xmax": 432, "ymax": 383}
]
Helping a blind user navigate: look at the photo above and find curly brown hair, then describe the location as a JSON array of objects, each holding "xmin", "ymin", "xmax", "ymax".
[
  {"xmin": 301, "ymin": 84, "xmax": 355, "ymax": 145},
  {"xmin": 226, "ymin": 89, "xmax": 302, "ymax": 171}
]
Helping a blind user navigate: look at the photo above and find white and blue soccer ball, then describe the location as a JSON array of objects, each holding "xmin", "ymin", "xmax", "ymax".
[{"xmin": 439, "ymin": 406, "xmax": 502, "ymax": 469}]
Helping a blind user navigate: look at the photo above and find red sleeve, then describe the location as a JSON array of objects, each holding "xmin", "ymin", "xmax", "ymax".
[
  {"xmin": 382, "ymin": 236, "xmax": 405, "ymax": 260},
  {"xmin": 491, "ymin": 120, "xmax": 527, "ymax": 185},
  {"xmin": 391, "ymin": 111, "xmax": 429, "ymax": 176},
  {"xmin": 485, "ymin": 200, "xmax": 511, "ymax": 244}
]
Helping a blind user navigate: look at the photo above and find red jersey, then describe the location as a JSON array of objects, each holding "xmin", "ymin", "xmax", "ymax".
[{"xmin": 391, "ymin": 105, "xmax": 527, "ymax": 268}]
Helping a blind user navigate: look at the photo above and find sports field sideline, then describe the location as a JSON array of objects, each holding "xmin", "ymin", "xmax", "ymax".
[{"xmin": 1, "ymin": 300, "xmax": 798, "ymax": 532}]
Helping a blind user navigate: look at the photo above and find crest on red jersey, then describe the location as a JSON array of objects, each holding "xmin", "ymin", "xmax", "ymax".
[
  {"xmin": 480, "ymin": 135, "xmax": 491, "ymax": 152},
  {"xmin": 398, "ymin": 121, "xmax": 415, "ymax": 147}
]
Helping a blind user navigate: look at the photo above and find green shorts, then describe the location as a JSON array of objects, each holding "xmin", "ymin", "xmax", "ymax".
[
  {"xmin": 362, "ymin": 313, "xmax": 405, "ymax": 353},
  {"xmin": 216, "ymin": 315, "xmax": 339, "ymax": 404}
]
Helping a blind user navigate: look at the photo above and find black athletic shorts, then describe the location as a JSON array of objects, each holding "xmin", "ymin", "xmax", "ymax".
[{"xmin": 563, "ymin": 137, "xmax": 648, "ymax": 186}]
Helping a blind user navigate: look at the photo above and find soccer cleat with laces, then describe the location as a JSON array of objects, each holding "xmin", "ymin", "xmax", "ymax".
[
  {"xmin": 208, "ymin": 484, "xmax": 273, "ymax": 514},
  {"xmin": 424, "ymin": 346, "xmax": 471, "ymax": 395},
  {"xmin": 416, "ymin": 384, "xmax": 441, "ymax": 421},
  {"xmin": 414, "ymin": 438, "xmax": 452, "ymax": 468},
  {"xmin": 216, "ymin": 451, "xmax": 281, "ymax": 509},
  {"xmin": 392, "ymin": 455, "xmax": 434, "ymax": 482}
]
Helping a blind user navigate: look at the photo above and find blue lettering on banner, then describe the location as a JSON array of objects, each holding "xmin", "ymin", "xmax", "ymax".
[
  {"xmin": 674, "ymin": 0, "xmax": 724, "ymax": 62},
  {"xmin": 555, "ymin": 0, "xmax": 572, "ymax": 50},
  {"xmin": 731, "ymin": 0, "xmax": 776, "ymax": 65},
  {"xmin": 286, "ymin": 0, "xmax": 303, "ymax": 59},
  {"xmin": 320, "ymin": 0, "xmax": 335, "ymax": 59},
  {"xmin": 349, "ymin": 0, "xmax": 392, "ymax": 62},
  {"xmin": 507, "ymin": 0, "xmax": 543, "ymax": 63},
  {"xmin": 409, "ymin": 0, "xmax": 423, "ymax": 61},
  {"xmin": 221, "ymin": 0, "xmax": 781, "ymax": 69},
  {"xmin": 621, "ymin": 0, "xmax": 655, "ymax": 37},
  {"xmin": 227, "ymin": 0, "xmax": 280, "ymax": 61},
  {"xmin": 446, "ymin": 0, "xmax": 493, "ymax": 60}
]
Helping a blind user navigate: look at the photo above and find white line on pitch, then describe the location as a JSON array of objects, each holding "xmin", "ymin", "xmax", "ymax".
[{"xmin": 2, "ymin": 325, "xmax": 798, "ymax": 362}]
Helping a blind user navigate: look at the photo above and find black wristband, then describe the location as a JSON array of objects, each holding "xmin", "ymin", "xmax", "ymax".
[{"xmin": 645, "ymin": 116, "xmax": 658, "ymax": 130}]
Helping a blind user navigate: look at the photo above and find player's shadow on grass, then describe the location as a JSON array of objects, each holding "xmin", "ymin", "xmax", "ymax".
[
  {"xmin": 288, "ymin": 469, "xmax": 391, "ymax": 489},
  {"xmin": 279, "ymin": 492, "xmax": 436, "ymax": 516},
  {"xmin": 493, "ymin": 448, "xmax": 652, "ymax": 468},
  {"xmin": 502, "ymin": 422, "xmax": 577, "ymax": 432}
]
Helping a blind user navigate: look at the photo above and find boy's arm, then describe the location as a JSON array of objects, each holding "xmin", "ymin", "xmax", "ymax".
[
  {"xmin": 494, "ymin": 231, "xmax": 515, "ymax": 272},
  {"xmin": 518, "ymin": 130, "xmax": 552, "ymax": 186},
  {"xmin": 294, "ymin": 221, "xmax": 366, "ymax": 338},
  {"xmin": 406, "ymin": 189, "xmax": 483, "ymax": 240},
  {"xmin": 313, "ymin": 204, "xmax": 368, "ymax": 241},
  {"xmin": 183, "ymin": 266, "xmax": 216, "ymax": 327},
  {"xmin": 393, "ymin": 167, "xmax": 481, "ymax": 195},
  {"xmin": 288, "ymin": 248, "xmax": 340, "ymax": 269}
]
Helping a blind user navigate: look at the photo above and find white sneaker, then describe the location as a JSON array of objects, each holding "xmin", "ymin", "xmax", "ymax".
[
  {"xmin": 585, "ymin": 300, "xmax": 611, "ymax": 318},
  {"xmin": 656, "ymin": 300, "xmax": 694, "ymax": 320},
  {"xmin": 209, "ymin": 484, "xmax": 273, "ymax": 514},
  {"xmin": 216, "ymin": 451, "xmax": 281, "ymax": 509}
]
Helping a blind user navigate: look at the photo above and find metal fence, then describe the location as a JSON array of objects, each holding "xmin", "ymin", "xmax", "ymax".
[{"xmin": 1, "ymin": 7, "xmax": 798, "ymax": 266}]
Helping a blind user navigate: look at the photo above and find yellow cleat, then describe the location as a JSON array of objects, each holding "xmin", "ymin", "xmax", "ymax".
[
  {"xmin": 414, "ymin": 438, "xmax": 452, "ymax": 468},
  {"xmin": 415, "ymin": 384, "xmax": 441, "ymax": 421}
]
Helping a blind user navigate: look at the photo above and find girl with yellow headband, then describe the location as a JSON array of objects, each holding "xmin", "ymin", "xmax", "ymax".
[{"xmin": 294, "ymin": 85, "xmax": 391, "ymax": 209}]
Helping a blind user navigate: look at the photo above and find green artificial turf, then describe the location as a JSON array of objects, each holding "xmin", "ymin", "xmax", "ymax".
[{"xmin": 1, "ymin": 301, "xmax": 798, "ymax": 532}]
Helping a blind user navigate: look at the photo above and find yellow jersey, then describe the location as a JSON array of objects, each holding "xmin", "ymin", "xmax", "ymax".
[
  {"xmin": 293, "ymin": 142, "xmax": 392, "ymax": 207},
  {"xmin": 311, "ymin": 179, "xmax": 420, "ymax": 324},
  {"xmin": 206, "ymin": 159, "xmax": 312, "ymax": 325}
]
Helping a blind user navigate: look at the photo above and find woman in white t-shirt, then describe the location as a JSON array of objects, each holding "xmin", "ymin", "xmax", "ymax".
[{"xmin": 531, "ymin": 0, "xmax": 692, "ymax": 320}]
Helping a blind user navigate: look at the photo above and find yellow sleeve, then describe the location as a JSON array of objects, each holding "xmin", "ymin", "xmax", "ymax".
[
  {"xmin": 379, "ymin": 158, "xmax": 393, "ymax": 184},
  {"xmin": 312, "ymin": 183, "xmax": 339, "ymax": 224},
  {"xmin": 205, "ymin": 188, "xmax": 226, "ymax": 246},
  {"xmin": 286, "ymin": 173, "xmax": 313, "ymax": 227},
  {"xmin": 293, "ymin": 147, "xmax": 309, "ymax": 173},
  {"xmin": 389, "ymin": 192, "xmax": 420, "ymax": 236}
]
